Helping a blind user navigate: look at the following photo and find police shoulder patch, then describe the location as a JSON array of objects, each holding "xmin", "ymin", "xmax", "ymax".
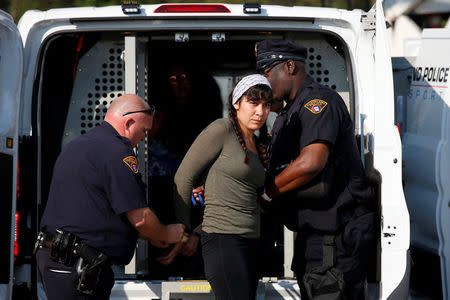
[
  {"xmin": 304, "ymin": 99, "xmax": 328, "ymax": 114},
  {"xmin": 123, "ymin": 156, "xmax": 139, "ymax": 174}
]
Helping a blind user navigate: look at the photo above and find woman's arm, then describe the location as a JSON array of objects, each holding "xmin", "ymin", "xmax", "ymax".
[{"xmin": 173, "ymin": 119, "xmax": 228, "ymax": 230}]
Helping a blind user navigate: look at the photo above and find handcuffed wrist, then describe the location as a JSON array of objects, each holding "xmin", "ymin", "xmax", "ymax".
[{"xmin": 260, "ymin": 187, "xmax": 272, "ymax": 202}]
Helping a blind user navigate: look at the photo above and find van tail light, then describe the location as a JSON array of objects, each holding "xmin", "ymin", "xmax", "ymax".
[
  {"xmin": 14, "ymin": 212, "xmax": 19, "ymax": 259},
  {"xmin": 154, "ymin": 4, "xmax": 231, "ymax": 13},
  {"xmin": 15, "ymin": 158, "xmax": 20, "ymax": 260},
  {"xmin": 397, "ymin": 123, "xmax": 401, "ymax": 135}
]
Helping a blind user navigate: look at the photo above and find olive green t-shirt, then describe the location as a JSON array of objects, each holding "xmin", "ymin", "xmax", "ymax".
[{"xmin": 173, "ymin": 118, "xmax": 265, "ymax": 239}]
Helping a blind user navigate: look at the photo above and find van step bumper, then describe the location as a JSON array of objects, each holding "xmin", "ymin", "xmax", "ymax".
[{"xmin": 111, "ymin": 279, "xmax": 301, "ymax": 300}]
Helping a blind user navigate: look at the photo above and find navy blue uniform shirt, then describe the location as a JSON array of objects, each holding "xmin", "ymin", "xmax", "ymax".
[
  {"xmin": 269, "ymin": 75, "xmax": 374, "ymax": 232},
  {"xmin": 40, "ymin": 121, "xmax": 148, "ymax": 264}
]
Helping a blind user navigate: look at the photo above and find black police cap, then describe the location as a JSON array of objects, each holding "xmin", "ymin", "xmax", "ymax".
[{"xmin": 255, "ymin": 40, "xmax": 307, "ymax": 72}]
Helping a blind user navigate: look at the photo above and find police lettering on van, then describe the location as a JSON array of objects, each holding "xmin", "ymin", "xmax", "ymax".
[
  {"xmin": 412, "ymin": 66, "xmax": 449, "ymax": 84},
  {"xmin": 409, "ymin": 66, "xmax": 449, "ymax": 103}
]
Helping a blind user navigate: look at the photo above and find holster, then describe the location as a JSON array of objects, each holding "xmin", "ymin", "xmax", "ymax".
[
  {"xmin": 302, "ymin": 235, "xmax": 346, "ymax": 300},
  {"xmin": 40, "ymin": 229, "xmax": 113, "ymax": 295},
  {"xmin": 76, "ymin": 243, "xmax": 113, "ymax": 295}
]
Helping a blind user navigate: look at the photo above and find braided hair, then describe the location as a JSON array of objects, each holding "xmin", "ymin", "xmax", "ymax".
[{"xmin": 228, "ymin": 84, "xmax": 272, "ymax": 167}]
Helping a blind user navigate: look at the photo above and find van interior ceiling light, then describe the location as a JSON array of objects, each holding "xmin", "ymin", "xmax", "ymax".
[
  {"xmin": 122, "ymin": 1, "xmax": 141, "ymax": 15},
  {"xmin": 243, "ymin": 3, "xmax": 261, "ymax": 14},
  {"xmin": 154, "ymin": 4, "xmax": 231, "ymax": 13}
]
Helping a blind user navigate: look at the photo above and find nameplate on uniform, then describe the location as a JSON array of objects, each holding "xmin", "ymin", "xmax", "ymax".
[
  {"xmin": 304, "ymin": 99, "xmax": 328, "ymax": 114},
  {"xmin": 123, "ymin": 156, "xmax": 139, "ymax": 173}
]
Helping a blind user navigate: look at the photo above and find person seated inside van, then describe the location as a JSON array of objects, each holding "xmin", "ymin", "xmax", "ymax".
[{"xmin": 146, "ymin": 61, "xmax": 223, "ymax": 279}]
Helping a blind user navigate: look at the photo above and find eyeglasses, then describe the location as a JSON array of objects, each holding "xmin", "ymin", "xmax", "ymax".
[
  {"xmin": 260, "ymin": 65, "xmax": 273, "ymax": 76},
  {"xmin": 122, "ymin": 105, "xmax": 156, "ymax": 117},
  {"xmin": 260, "ymin": 61, "xmax": 284, "ymax": 76}
]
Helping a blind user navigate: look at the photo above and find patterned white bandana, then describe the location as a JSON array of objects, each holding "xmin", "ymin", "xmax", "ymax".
[{"xmin": 232, "ymin": 74, "xmax": 271, "ymax": 105}]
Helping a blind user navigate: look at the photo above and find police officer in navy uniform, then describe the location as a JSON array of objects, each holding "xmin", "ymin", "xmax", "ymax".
[
  {"xmin": 256, "ymin": 40, "xmax": 378, "ymax": 299},
  {"xmin": 36, "ymin": 94, "xmax": 185, "ymax": 300}
]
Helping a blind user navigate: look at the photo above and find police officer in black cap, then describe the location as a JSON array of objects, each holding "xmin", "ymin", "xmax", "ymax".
[
  {"xmin": 256, "ymin": 40, "xmax": 378, "ymax": 299},
  {"xmin": 35, "ymin": 94, "xmax": 186, "ymax": 300}
]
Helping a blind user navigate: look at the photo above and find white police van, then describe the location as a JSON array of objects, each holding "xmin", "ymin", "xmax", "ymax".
[
  {"xmin": 393, "ymin": 28, "xmax": 450, "ymax": 300},
  {"xmin": 0, "ymin": 1, "xmax": 409, "ymax": 299}
]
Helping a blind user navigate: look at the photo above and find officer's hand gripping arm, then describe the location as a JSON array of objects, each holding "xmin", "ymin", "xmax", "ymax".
[
  {"xmin": 126, "ymin": 207, "xmax": 185, "ymax": 243},
  {"xmin": 266, "ymin": 142, "xmax": 330, "ymax": 198}
]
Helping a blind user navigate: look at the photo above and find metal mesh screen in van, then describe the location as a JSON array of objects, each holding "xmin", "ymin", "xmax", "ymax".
[
  {"xmin": 62, "ymin": 40, "xmax": 124, "ymax": 147},
  {"xmin": 62, "ymin": 36, "xmax": 350, "ymax": 148},
  {"xmin": 291, "ymin": 36, "xmax": 350, "ymax": 110},
  {"xmin": 214, "ymin": 36, "xmax": 350, "ymax": 120}
]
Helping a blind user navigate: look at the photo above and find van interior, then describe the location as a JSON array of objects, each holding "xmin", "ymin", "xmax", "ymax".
[{"xmin": 20, "ymin": 29, "xmax": 378, "ymax": 284}]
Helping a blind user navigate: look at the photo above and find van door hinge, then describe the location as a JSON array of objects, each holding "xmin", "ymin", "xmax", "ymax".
[
  {"xmin": 361, "ymin": 10, "xmax": 376, "ymax": 31},
  {"xmin": 175, "ymin": 32, "xmax": 189, "ymax": 42}
]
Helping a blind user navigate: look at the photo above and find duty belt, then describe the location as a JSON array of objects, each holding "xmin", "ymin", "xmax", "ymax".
[
  {"xmin": 33, "ymin": 231, "xmax": 55, "ymax": 253},
  {"xmin": 34, "ymin": 230, "xmax": 114, "ymax": 295},
  {"xmin": 34, "ymin": 230, "xmax": 114, "ymax": 264}
]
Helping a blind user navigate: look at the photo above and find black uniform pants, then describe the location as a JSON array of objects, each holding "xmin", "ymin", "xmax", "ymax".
[
  {"xmin": 292, "ymin": 212, "xmax": 378, "ymax": 300},
  {"xmin": 36, "ymin": 248, "xmax": 115, "ymax": 300},
  {"xmin": 201, "ymin": 232, "xmax": 260, "ymax": 300}
]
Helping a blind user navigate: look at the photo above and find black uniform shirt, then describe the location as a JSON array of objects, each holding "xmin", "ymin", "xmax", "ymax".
[
  {"xmin": 269, "ymin": 75, "xmax": 373, "ymax": 232},
  {"xmin": 40, "ymin": 121, "xmax": 148, "ymax": 264}
]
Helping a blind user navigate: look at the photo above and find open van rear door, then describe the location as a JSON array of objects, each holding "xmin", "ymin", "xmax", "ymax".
[
  {"xmin": 0, "ymin": 10, "xmax": 23, "ymax": 300},
  {"xmin": 373, "ymin": 0, "xmax": 410, "ymax": 299},
  {"xmin": 356, "ymin": 0, "xmax": 410, "ymax": 298}
]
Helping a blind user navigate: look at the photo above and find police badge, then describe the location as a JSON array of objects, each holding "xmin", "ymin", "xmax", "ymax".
[
  {"xmin": 122, "ymin": 156, "xmax": 139, "ymax": 173},
  {"xmin": 304, "ymin": 99, "xmax": 328, "ymax": 114}
]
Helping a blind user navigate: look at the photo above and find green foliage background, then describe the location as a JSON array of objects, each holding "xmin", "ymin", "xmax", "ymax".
[{"xmin": 2, "ymin": 0, "xmax": 375, "ymax": 22}]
